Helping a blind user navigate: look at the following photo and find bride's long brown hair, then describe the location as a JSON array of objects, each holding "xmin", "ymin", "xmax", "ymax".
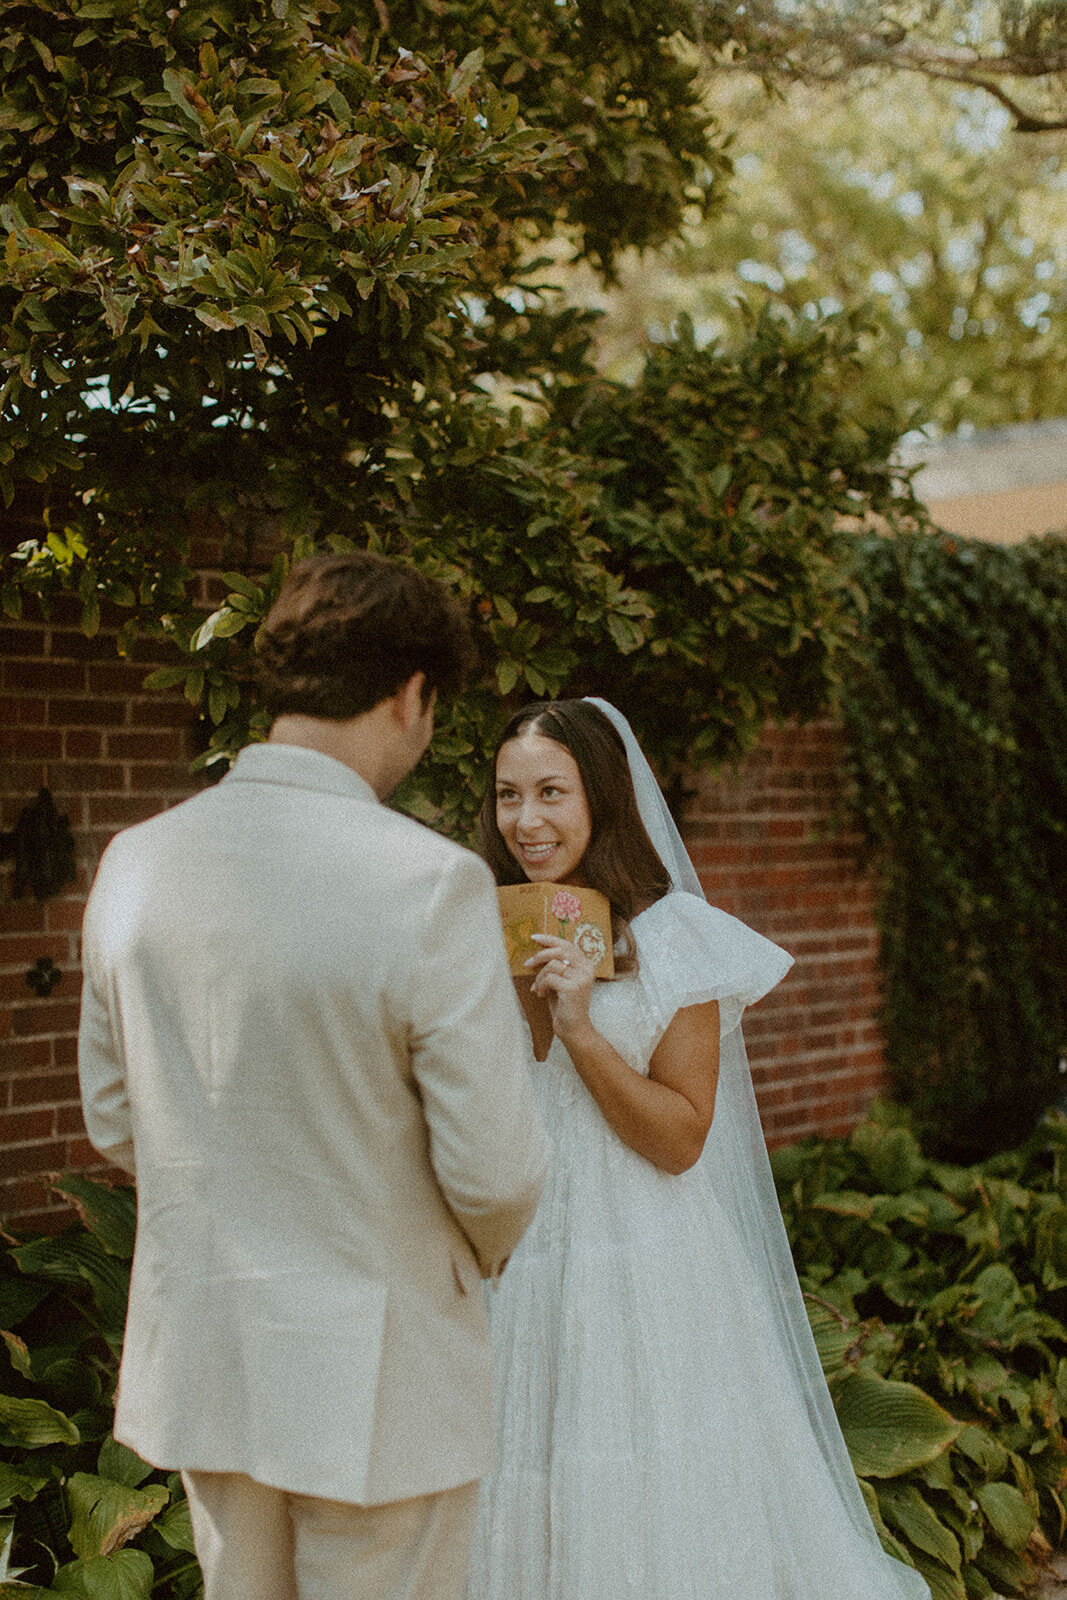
[{"xmin": 479, "ymin": 700, "xmax": 673, "ymax": 970}]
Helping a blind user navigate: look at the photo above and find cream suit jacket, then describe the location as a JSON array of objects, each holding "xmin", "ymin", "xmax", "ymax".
[{"xmin": 78, "ymin": 742, "xmax": 550, "ymax": 1506}]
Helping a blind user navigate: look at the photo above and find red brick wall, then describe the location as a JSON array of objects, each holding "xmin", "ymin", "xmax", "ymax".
[
  {"xmin": 683, "ymin": 721, "xmax": 887, "ymax": 1146},
  {"xmin": 2, "ymin": 602, "xmax": 205, "ymax": 1232},
  {"xmin": 2, "ymin": 610, "xmax": 890, "ymax": 1231}
]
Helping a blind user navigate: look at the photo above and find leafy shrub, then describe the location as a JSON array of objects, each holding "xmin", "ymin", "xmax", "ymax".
[
  {"xmin": 0, "ymin": 1178, "xmax": 200, "ymax": 1599},
  {"xmin": 773, "ymin": 1100, "xmax": 1067, "ymax": 1599},
  {"xmin": 841, "ymin": 529, "xmax": 1067, "ymax": 1158},
  {"xmin": 0, "ymin": 0, "xmax": 925, "ymax": 838}
]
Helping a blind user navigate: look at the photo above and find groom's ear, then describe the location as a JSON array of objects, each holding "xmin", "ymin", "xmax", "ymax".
[{"xmin": 392, "ymin": 671, "xmax": 431, "ymax": 732}]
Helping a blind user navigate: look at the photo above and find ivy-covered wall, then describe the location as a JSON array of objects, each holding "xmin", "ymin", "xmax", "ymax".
[{"xmin": 839, "ymin": 529, "xmax": 1067, "ymax": 1160}]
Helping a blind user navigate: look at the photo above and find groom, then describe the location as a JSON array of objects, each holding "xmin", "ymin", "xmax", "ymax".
[{"xmin": 78, "ymin": 551, "xmax": 550, "ymax": 1600}]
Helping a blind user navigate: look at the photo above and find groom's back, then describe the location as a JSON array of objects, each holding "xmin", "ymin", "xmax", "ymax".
[
  {"xmin": 80, "ymin": 740, "xmax": 542, "ymax": 1504},
  {"xmin": 85, "ymin": 749, "xmax": 484, "ymax": 1258},
  {"xmin": 78, "ymin": 549, "xmax": 548, "ymax": 1530}
]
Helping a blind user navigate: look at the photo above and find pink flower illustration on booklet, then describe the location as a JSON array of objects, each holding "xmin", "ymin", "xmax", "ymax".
[
  {"xmin": 497, "ymin": 882, "xmax": 615, "ymax": 980},
  {"xmin": 551, "ymin": 890, "xmax": 582, "ymax": 927}
]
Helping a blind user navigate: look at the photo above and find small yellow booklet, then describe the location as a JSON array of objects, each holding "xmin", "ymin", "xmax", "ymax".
[{"xmin": 497, "ymin": 882, "xmax": 615, "ymax": 980}]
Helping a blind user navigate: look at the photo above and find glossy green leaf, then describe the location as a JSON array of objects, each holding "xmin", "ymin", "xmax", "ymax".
[
  {"xmin": 832, "ymin": 1372, "xmax": 962, "ymax": 1478},
  {"xmin": 151, "ymin": 1495, "xmax": 196, "ymax": 1553},
  {"xmin": 52, "ymin": 1550, "xmax": 154, "ymax": 1600},
  {"xmin": 67, "ymin": 1473, "xmax": 168, "ymax": 1560},
  {"xmin": 0, "ymin": 1463, "xmax": 48, "ymax": 1511},
  {"xmin": 1, "ymin": 1332, "xmax": 31, "ymax": 1382},
  {"xmin": 975, "ymin": 1482, "xmax": 1037, "ymax": 1552},
  {"xmin": 96, "ymin": 1437, "xmax": 153, "ymax": 1491},
  {"xmin": 0, "ymin": 1394, "xmax": 79, "ymax": 1447},
  {"xmin": 50, "ymin": 1177, "xmax": 136, "ymax": 1260},
  {"xmin": 878, "ymin": 1480, "xmax": 962, "ymax": 1572}
]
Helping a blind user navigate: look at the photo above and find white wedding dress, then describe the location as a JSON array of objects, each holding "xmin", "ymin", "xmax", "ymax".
[{"xmin": 466, "ymin": 890, "xmax": 931, "ymax": 1600}]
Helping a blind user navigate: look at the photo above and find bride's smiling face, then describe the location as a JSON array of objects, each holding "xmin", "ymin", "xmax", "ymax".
[{"xmin": 494, "ymin": 730, "xmax": 593, "ymax": 884}]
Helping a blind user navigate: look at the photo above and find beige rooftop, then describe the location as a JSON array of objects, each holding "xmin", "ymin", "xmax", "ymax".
[{"xmin": 899, "ymin": 417, "xmax": 1067, "ymax": 543}]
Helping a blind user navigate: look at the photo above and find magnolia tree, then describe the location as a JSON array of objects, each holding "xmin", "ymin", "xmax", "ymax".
[{"xmin": 0, "ymin": 0, "xmax": 923, "ymax": 833}]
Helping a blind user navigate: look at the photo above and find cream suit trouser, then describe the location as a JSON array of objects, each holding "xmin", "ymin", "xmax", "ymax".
[{"xmin": 182, "ymin": 1471, "xmax": 480, "ymax": 1600}]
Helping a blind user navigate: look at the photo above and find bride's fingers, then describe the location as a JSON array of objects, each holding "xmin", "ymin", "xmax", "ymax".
[
  {"xmin": 525, "ymin": 952, "xmax": 575, "ymax": 975},
  {"xmin": 531, "ymin": 959, "xmax": 566, "ymax": 993},
  {"xmin": 529, "ymin": 960, "xmax": 584, "ymax": 996},
  {"xmin": 525, "ymin": 934, "xmax": 569, "ymax": 961},
  {"xmin": 528, "ymin": 947, "xmax": 595, "ymax": 1005},
  {"xmin": 525, "ymin": 936, "xmax": 593, "ymax": 978}
]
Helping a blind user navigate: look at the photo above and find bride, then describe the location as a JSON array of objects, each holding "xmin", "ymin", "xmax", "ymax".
[{"xmin": 465, "ymin": 697, "xmax": 930, "ymax": 1600}]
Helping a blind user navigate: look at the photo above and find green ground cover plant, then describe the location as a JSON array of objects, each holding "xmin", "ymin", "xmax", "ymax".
[
  {"xmin": 5, "ymin": 1107, "xmax": 1067, "ymax": 1598},
  {"xmin": 772, "ymin": 1100, "xmax": 1067, "ymax": 1599},
  {"xmin": 0, "ymin": 1177, "xmax": 197, "ymax": 1599}
]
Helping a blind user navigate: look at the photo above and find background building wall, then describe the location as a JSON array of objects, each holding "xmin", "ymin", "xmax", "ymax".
[
  {"xmin": 906, "ymin": 415, "xmax": 1067, "ymax": 543},
  {"xmin": 2, "ymin": 610, "xmax": 890, "ymax": 1233}
]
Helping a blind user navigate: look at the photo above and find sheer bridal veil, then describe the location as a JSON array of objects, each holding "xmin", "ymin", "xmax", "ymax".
[{"xmin": 582, "ymin": 697, "xmax": 929, "ymax": 1598}]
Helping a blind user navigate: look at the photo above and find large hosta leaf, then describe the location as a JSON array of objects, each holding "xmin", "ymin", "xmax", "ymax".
[
  {"xmin": 51, "ymin": 1551, "xmax": 153, "ymax": 1600},
  {"xmin": 851, "ymin": 1122, "xmax": 926, "ymax": 1194},
  {"xmin": 0, "ymin": 1462, "xmax": 48, "ymax": 1509},
  {"xmin": 0, "ymin": 1393, "xmax": 79, "ymax": 1447},
  {"xmin": 50, "ymin": 1177, "xmax": 136, "ymax": 1261},
  {"xmin": 0, "ymin": 1516, "xmax": 29, "ymax": 1583},
  {"xmin": 976, "ymin": 1481, "xmax": 1037, "ymax": 1552},
  {"xmin": 975, "ymin": 1541, "xmax": 1034, "ymax": 1593},
  {"xmin": 831, "ymin": 1372, "xmax": 962, "ymax": 1477},
  {"xmin": 911, "ymin": 1554, "xmax": 967, "ymax": 1600},
  {"xmin": 1, "ymin": 1332, "xmax": 31, "ymax": 1382},
  {"xmin": 0, "ymin": 1274, "xmax": 47, "ymax": 1332},
  {"xmin": 151, "ymin": 1495, "xmax": 196, "ymax": 1554},
  {"xmin": 877, "ymin": 1480, "xmax": 961, "ymax": 1572},
  {"xmin": 955, "ymin": 1425, "xmax": 1009, "ymax": 1479},
  {"xmin": 96, "ymin": 1437, "xmax": 153, "ymax": 1491},
  {"xmin": 10, "ymin": 1236, "xmax": 129, "ymax": 1347},
  {"xmin": 40, "ymin": 1356, "xmax": 102, "ymax": 1414},
  {"xmin": 858, "ymin": 1478, "xmax": 915, "ymax": 1568},
  {"xmin": 67, "ymin": 1474, "xmax": 168, "ymax": 1559},
  {"xmin": 804, "ymin": 1300, "xmax": 856, "ymax": 1377}
]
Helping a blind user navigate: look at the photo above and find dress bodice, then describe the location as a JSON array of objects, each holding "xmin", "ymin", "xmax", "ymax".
[{"xmin": 526, "ymin": 889, "xmax": 793, "ymax": 1088}]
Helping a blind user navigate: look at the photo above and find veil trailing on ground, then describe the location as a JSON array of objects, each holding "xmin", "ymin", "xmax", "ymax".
[{"xmin": 582, "ymin": 697, "xmax": 929, "ymax": 1597}]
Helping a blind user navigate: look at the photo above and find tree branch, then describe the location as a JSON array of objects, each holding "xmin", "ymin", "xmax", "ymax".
[{"xmin": 710, "ymin": 8, "xmax": 1067, "ymax": 131}]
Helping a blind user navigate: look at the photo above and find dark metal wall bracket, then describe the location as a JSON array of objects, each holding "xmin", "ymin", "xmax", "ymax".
[
  {"xmin": 1, "ymin": 787, "xmax": 77, "ymax": 902},
  {"xmin": 25, "ymin": 957, "xmax": 62, "ymax": 997}
]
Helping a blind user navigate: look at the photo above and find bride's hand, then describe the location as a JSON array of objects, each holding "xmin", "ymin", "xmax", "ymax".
[{"xmin": 525, "ymin": 934, "xmax": 596, "ymax": 1041}]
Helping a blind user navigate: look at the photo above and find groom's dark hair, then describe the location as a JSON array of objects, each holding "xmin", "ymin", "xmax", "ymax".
[{"xmin": 256, "ymin": 550, "xmax": 475, "ymax": 720}]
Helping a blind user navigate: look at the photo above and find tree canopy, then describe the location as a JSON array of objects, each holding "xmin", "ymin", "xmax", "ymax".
[
  {"xmin": 566, "ymin": 72, "xmax": 1067, "ymax": 439},
  {"xmin": 0, "ymin": 0, "xmax": 923, "ymax": 832}
]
